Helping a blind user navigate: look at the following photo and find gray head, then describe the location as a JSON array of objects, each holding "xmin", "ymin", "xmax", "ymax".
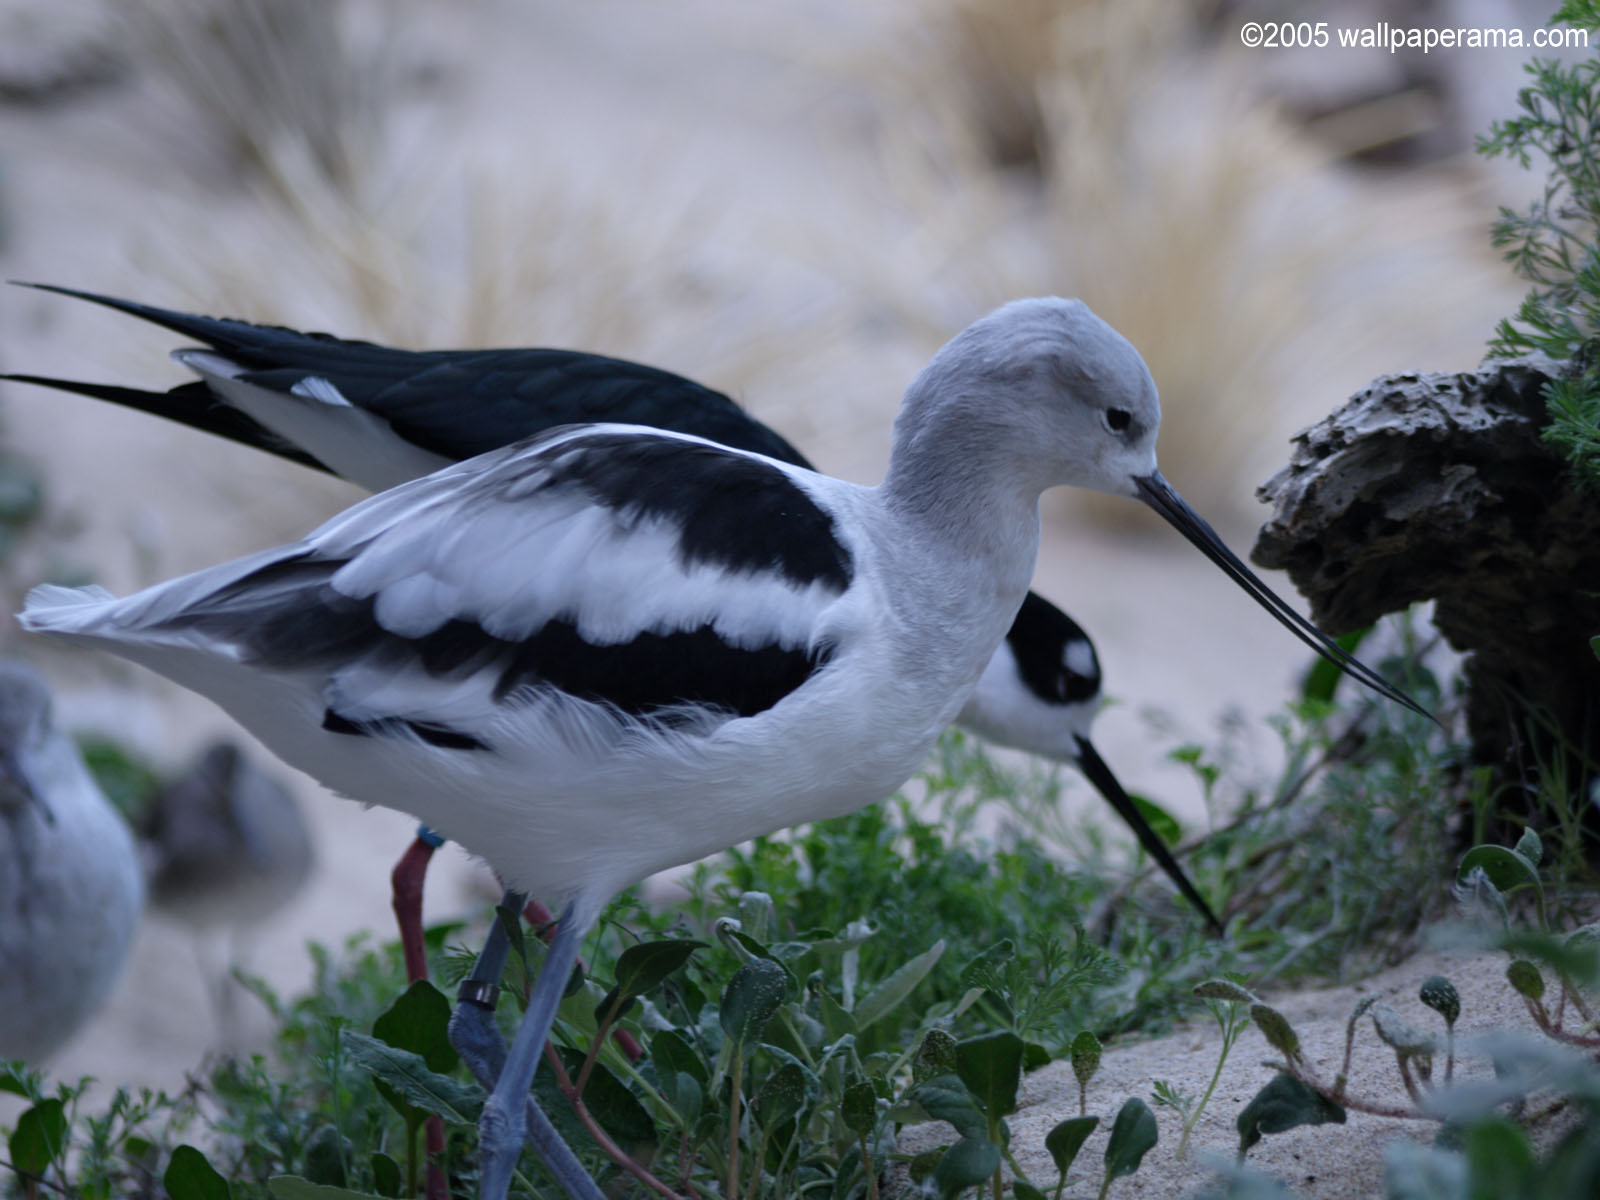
[
  {"xmin": 904, "ymin": 298, "xmax": 1431, "ymax": 719},
  {"xmin": 0, "ymin": 661, "xmax": 53, "ymax": 812},
  {"xmin": 896, "ymin": 297, "xmax": 1161, "ymax": 500}
]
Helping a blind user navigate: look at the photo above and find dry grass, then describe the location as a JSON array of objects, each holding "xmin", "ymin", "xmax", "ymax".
[
  {"xmin": 119, "ymin": 0, "xmax": 409, "ymax": 203},
  {"xmin": 814, "ymin": 0, "xmax": 1507, "ymax": 531}
]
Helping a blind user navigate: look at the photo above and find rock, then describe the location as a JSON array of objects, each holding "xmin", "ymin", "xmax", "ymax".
[{"xmin": 1251, "ymin": 357, "xmax": 1600, "ymax": 767}]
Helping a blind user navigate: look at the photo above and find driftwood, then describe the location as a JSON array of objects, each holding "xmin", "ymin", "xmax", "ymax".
[{"xmin": 1251, "ymin": 357, "xmax": 1600, "ymax": 767}]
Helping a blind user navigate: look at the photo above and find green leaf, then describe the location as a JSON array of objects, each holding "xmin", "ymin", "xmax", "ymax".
[
  {"xmin": 552, "ymin": 1047, "xmax": 656, "ymax": 1154},
  {"xmin": 8, "ymin": 1098, "xmax": 66, "ymax": 1178},
  {"xmin": 1591, "ymin": 634, "xmax": 1600, "ymax": 661},
  {"xmin": 302, "ymin": 1126, "xmax": 348, "ymax": 1187},
  {"xmin": 369, "ymin": 1153, "xmax": 401, "ymax": 1199},
  {"xmin": 738, "ymin": 891, "xmax": 777, "ymax": 943},
  {"xmin": 1249, "ymin": 1004, "xmax": 1301, "ymax": 1061},
  {"xmin": 932, "ymin": 1135, "xmax": 1001, "ymax": 1199},
  {"xmin": 955, "ymin": 1031, "xmax": 1025, "ymax": 1120},
  {"xmin": 1302, "ymin": 627, "xmax": 1371, "ymax": 702},
  {"xmin": 1129, "ymin": 793, "xmax": 1182, "ymax": 846},
  {"xmin": 720, "ymin": 957, "xmax": 788, "ymax": 1054},
  {"xmin": 1498, "ymin": 928, "xmax": 1600, "ymax": 988},
  {"xmin": 1237, "ymin": 1073, "xmax": 1346, "ymax": 1156},
  {"xmin": 841, "ymin": 1081, "xmax": 877, "ymax": 1137},
  {"xmin": 1507, "ymin": 959, "xmax": 1546, "ymax": 1000},
  {"xmin": 1013, "ymin": 1183, "xmax": 1049, "ymax": 1200},
  {"xmin": 605, "ymin": 939, "xmax": 706, "ymax": 1013},
  {"xmin": 1370, "ymin": 1004, "xmax": 1435, "ymax": 1056},
  {"xmin": 340, "ymin": 1031, "xmax": 484, "ymax": 1123},
  {"xmin": 1069, "ymin": 1030, "xmax": 1102, "ymax": 1090},
  {"xmin": 1045, "ymin": 1115, "xmax": 1099, "ymax": 1177},
  {"xmin": 908, "ymin": 1146, "xmax": 945, "ymax": 1184},
  {"xmin": 663, "ymin": 1070, "xmax": 703, "ymax": 1127},
  {"xmin": 1462, "ymin": 1118, "xmax": 1537, "ymax": 1196},
  {"xmin": 649, "ymin": 1028, "xmax": 708, "ymax": 1086},
  {"xmin": 1103, "ymin": 1097, "xmax": 1158, "ymax": 1181},
  {"xmin": 0, "ymin": 1062, "xmax": 36, "ymax": 1099},
  {"xmin": 904, "ymin": 1074, "xmax": 987, "ymax": 1140},
  {"xmin": 915, "ymin": 1028, "xmax": 959, "ymax": 1081},
  {"xmin": 164, "ymin": 1144, "xmax": 232, "ymax": 1200},
  {"xmin": 1457, "ymin": 846, "xmax": 1544, "ymax": 904},
  {"xmin": 1194, "ymin": 979, "xmax": 1257, "ymax": 1006},
  {"xmin": 853, "ymin": 939, "xmax": 944, "ymax": 1031},
  {"xmin": 1418, "ymin": 977, "xmax": 1461, "ymax": 1027},
  {"xmin": 958, "ymin": 940, "xmax": 1015, "ymax": 993},
  {"xmin": 494, "ymin": 902, "xmax": 527, "ymax": 970},
  {"xmin": 1513, "ymin": 828, "xmax": 1543, "ymax": 868},
  {"xmin": 816, "ymin": 980, "xmax": 858, "ymax": 1042},
  {"xmin": 756, "ymin": 1061, "xmax": 808, "ymax": 1132},
  {"xmin": 266, "ymin": 1179, "xmax": 393, "ymax": 1200},
  {"xmin": 76, "ymin": 735, "xmax": 163, "ymax": 821},
  {"xmin": 372, "ymin": 981, "xmax": 457, "ymax": 1075}
]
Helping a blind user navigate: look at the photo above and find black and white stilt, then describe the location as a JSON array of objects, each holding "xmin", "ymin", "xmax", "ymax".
[
  {"xmin": 6, "ymin": 284, "xmax": 1231, "ymax": 926},
  {"xmin": 20, "ymin": 298, "xmax": 1425, "ymax": 1197}
]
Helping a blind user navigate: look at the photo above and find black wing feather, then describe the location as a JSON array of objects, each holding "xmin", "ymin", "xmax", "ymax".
[{"xmin": 9, "ymin": 282, "xmax": 813, "ymax": 469}]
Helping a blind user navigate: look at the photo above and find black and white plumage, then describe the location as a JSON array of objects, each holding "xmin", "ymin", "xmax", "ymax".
[
  {"xmin": 20, "ymin": 296, "xmax": 1425, "ymax": 1200},
  {"xmin": 5, "ymin": 284, "xmax": 1222, "ymax": 927},
  {"xmin": 0, "ymin": 660, "xmax": 143, "ymax": 1062}
]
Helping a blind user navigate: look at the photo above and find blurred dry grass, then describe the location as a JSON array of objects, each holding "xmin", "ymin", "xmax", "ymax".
[
  {"xmin": 110, "ymin": 0, "xmax": 811, "ymax": 416},
  {"xmin": 119, "ymin": 0, "xmax": 409, "ymax": 203},
  {"xmin": 822, "ymin": 0, "xmax": 1505, "ymax": 530}
]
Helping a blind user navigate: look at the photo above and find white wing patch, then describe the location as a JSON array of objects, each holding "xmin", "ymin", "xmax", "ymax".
[
  {"xmin": 337, "ymin": 493, "xmax": 834, "ymax": 651},
  {"xmin": 1063, "ymin": 638, "xmax": 1097, "ymax": 681},
  {"xmin": 291, "ymin": 375, "xmax": 354, "ymax": 407}
]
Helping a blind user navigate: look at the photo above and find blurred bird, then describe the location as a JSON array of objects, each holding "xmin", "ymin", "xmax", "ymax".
[
  {"xmin": 3, "ymin": 284, "xmax": 1225, "ymax": 934},
  {"xmin": 140, "ymin": 740, "xmax": 313, "ymax": 1043},
  {"xmin": 0, "ymin": 660, "xmax": 142, "ymax": 1062}
]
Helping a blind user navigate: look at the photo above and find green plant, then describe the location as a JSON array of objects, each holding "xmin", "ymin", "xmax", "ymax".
[
  {"xmin": 1480, "ymin": 0, "xmax": 1600, "ymax": 487},
  {"xmin": 1, "ymin": 1062, "xmax": 194, "ymax": 1200},
  {"xmin": 1157, "ymin": 979, "xmax": 1252, "ymax": 1160},
  {"xmin": 1210, "ymin": 828, "xmax": 1600, "ymax": 1197}
]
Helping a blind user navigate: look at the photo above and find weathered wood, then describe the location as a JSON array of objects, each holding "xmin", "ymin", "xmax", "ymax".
[{"xmin": 1252, "ymin": 357, "xmax": 1600, "ymax": 766}]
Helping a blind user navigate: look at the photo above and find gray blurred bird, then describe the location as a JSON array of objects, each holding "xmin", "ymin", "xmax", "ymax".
[
  {"xmin": 140, "ymin": 741, "xmax": 313, "ymax": 1042},
  {"xmin": 0, "ymin": 660, "xmax": 142, "ymax": 1062}
]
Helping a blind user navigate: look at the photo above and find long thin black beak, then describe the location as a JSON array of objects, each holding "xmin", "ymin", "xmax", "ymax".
[
  {"xmin": 1074, "ymin": 734, "xmax": 1223, "ymax": 934},
  {"xmin": 1133, "ymin": 471, "xmax": 1433, "ymax": 722}
]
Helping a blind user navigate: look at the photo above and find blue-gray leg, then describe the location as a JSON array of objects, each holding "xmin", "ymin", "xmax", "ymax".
[
  {"xmin": 449, "ymin": 890, "xmax": 524, "ymax": 1087},
  {"xmin": 448, "ymin": 892, "xmax": 604, "ymax": 1200}
]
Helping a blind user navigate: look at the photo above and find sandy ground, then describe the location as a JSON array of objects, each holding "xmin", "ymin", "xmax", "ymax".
[
  {"xmin": 0, "ymin": 1, "xmax": 1545, "ymax": 1192},
  {"xmin": 894, "ymin": 947, "xmax": 1548, "ymax": 1199}
]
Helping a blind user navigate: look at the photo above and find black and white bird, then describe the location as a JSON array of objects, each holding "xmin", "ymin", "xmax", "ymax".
[
  {"xmin": 6, "ymin": 284, "xmax": 1221, "ymax": 933},
  {"xmin": 20, "ymin": 296, "xmax": 1423, "ymax": 1199},
  {"xmin": 0, "ymin": 660, "xmax": 143, "ymax": 1062}
]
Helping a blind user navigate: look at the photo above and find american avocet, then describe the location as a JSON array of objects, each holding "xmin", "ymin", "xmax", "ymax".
[
  {"xmin": 6, "ymin": 285, "xmax": 1226, "ymax": 930},
  {"xmin": 20, "ymin": 297, "xmax": 1423, "ymax": 1198}
]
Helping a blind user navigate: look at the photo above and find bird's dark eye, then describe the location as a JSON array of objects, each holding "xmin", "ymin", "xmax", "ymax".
[{"xmin": 1106, "ymin": 408, "xmax": 1131, "ymax": 433}]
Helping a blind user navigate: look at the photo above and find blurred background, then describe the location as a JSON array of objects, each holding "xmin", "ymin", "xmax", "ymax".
[{"xmin": 0, "ymin": 0, "xmax": 1552, "ymax": 1086}]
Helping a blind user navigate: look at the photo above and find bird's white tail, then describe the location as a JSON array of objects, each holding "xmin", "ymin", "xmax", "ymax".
[{"xmin": 18, "ymin": 585, "xmax": 117, "ymax": 634}]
